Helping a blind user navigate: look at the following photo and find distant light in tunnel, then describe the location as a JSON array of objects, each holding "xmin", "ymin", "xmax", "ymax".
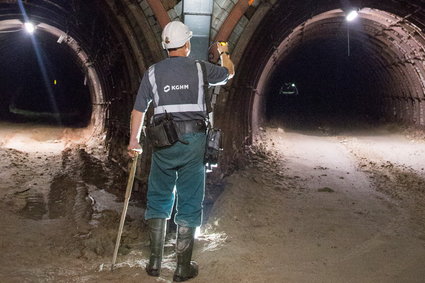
[
  {"xmin": 24, "ymin": 22, "xmax": 35, "ymax": 33},
  {"xmin": 346, "ymin": 10, "xmax": 359, "ymax": 22}
]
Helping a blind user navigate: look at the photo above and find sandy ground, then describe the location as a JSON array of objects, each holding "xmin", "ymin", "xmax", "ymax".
[{"xmin": 1, "ymin": 122, "xmax": 425, "ymax": 282}]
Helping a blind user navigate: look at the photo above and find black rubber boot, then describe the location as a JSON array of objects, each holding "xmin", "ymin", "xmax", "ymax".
[
  {"xmin": 146, "ymin": 218, "xmax": 167, "ymax": 277},
  {"xmin": 173, "ymin": 226, "xmax": 198, "ymax": 282}
]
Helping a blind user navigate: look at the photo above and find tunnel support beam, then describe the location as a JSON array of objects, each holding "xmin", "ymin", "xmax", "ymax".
[
  {"xmin": 232, "ymin": 7, "xmax": 425, "ymax": 151},
  {"xmin": 210, "ymin": 0, "xmax": 253, "ymax": 62},
  {"xmin": 105, "ymin": 0, "xmax": 147, "ymax": 74},
  {"xmin": 123, "ymin": 0, "xmax": 164, "ymax": 63},
  {"xmin": 145, "ymin": 0, "xmax": 170, "ymax": 29}
]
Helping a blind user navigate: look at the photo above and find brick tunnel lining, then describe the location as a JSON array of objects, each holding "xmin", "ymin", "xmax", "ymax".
[
  {"xmin": 0, "ymin": 0, "xmax": 162, "ymax": 154},
  {"xmin": 265, "ymin": 8, "xmax": 425, "ymax": 129},
  {"xmin": 0, "ymin": 1, "xmax": 120, "ymax": 136},
  {"xmin": 1, "ymin": 0, "xmax": 425, "ymax": 170},
  {"xmin": 219, "ymin": 1, "xmax": 425, "ymax": 166}
]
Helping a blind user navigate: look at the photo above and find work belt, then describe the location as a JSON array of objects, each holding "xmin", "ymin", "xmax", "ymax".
[
  {"xmin": 174, "ymin": 120, "xmax": 207, "ymax": 135},
  {"xmin": 147, "ymin": 117, "xmax": 206, "ymax": 148}
]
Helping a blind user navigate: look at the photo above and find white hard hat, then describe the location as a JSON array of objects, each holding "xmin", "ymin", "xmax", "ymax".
[{"xmin": 161, "ymin": 21, "xmax": 193, "ymax": 49}]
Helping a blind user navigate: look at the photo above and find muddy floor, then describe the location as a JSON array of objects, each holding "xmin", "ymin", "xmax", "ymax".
[{"xmin": 1, "ymin": 122, "xmax": 425, "ymax": 282}]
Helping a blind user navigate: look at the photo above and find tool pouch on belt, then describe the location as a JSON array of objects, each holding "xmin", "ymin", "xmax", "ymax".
[
  {"xmin": 204, "ymin": 127, "xmax": 223, "ymax": 170},
  {"xmin": 146, "ymin": 114, "xmax": 180, "ymax": 148}
]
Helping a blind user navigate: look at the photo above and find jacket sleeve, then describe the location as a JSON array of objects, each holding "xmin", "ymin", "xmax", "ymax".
[
  {"xmin": 133, "ymin": 71, "xmax": 153, "ymax": 112},
  {"xmin": 204, "ymin": 61, "xmax": 229, "ymax": 86}
]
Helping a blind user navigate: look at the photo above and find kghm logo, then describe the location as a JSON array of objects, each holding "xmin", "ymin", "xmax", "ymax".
[{"xmin": 164, "ymin": 84, "xmax": 189, "ymax": 93}]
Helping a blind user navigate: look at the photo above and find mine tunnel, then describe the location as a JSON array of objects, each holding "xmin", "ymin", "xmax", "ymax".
[
  {"xmin": 0, "ymin": 1, "xmax": 424, "ymax": 159},
  {"xmin": 0, "ymin": 29, "xmax": 91, "ymax": 126},
  {"xmin": 225, "ymin": 5, "xmax": 425, "ymax": 148},
  {"xmin": 264, "ymin": 8, "xmax": 425, "ymax": 132},
  {"xmin": 265, "ymin": 19, "xmax": 378, "ymax": 129},
  {"xmin": 1, "ymin": 0, "xmax": 425, "ymax": 282}
]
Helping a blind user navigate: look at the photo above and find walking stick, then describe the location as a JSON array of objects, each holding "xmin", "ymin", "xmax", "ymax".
[{"xmin": 111, "ymin": 152, "xmax": 140, "ymax": 271}]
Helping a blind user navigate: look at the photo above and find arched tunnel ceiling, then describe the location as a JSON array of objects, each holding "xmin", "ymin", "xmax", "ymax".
[
  {"xmin": 216, "ymin": 0, "xmax": 425, "ymax": 160},
  {"xmin": 0, "ymin": 19, "xmax": 103, "ymax": 104},
  {"xmin": 1, "ymin": 0, "xmax": 425, "ymax": 167},
  {"xmin": 0, "ymin": 0, "xmax": 164, "ymax": 92},
  {"xmin": 257, "ymin": 8, "xmax": 425, "ymax": 101},
  {"xmin": 0, "ymin": 0, "xmax": 163, "ymax": 139},
  {"xmin": 0, "ymin": 27, "xmax": 92, "ymax": 121},
  {"xmin": 0, "ymin": 11, "xmax": 108, "ymax": 133}
]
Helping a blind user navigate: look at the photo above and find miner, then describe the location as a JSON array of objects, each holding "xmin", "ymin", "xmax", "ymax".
[{"xmin": 128, "ymin": 21, "xmax": 234, "ymax": 281}]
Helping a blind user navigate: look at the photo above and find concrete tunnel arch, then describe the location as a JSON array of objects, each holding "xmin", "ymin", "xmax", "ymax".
[
  {"xmin": 259, "ymin": 8, "xmax": 425, "ymax": 127},
  {"xmin": 216, "ymin": 1, "xmax": 425, "ymax": 167},
  {"xmin": 2, "ymin": 0, "xmax": 425, "ymax": 172},
  {"xmin": 0, "ymin": 19, "xmax": 104, "ymax": 134},
  {"xmin": 0, "ymin": 0, "xmax": 163, "ymax": 150}
]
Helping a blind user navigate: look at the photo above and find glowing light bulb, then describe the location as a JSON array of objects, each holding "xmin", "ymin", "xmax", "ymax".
[
  {"xmin": 24, "ymin": 22, "xmax": 35, "ymax": 33},
  {"xmin": 346, "ymin": 10, "xmax": 359, "ymax": 22}
]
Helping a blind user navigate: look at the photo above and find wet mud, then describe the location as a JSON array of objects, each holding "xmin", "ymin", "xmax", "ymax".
[
  {"xmin": 2, "ymin": 123, "xmax": 425, "ymax": 282},
  {"xmin": 19, "ymin": 192, "xmax": 47, "ymax": 220}
]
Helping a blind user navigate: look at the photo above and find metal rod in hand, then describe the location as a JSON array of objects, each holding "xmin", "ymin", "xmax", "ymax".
[{"xmin": 111, "ymin": 153, "xmax": 139, "ymax": 271}]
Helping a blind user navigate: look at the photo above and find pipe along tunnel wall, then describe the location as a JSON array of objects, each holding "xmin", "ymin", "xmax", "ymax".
[{"xmin": 0, "ymin": 0, "xmax": 425, "ymax": 173}]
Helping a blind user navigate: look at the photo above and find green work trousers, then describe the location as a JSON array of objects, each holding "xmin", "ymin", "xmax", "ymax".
[{"xmin": 145, "ymin": 132, "xmax": 206, "ymax": 227}]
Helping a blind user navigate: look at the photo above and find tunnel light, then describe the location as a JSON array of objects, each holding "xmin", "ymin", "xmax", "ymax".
[
  {"xmin": 24, "ymin": 22, "xmax": 35, "ymax": 33},
  {"xmin": 57, "ymin": 34, "xmax": 66, "ymax": 44},
  {"xmin": 346, "ymin": 10, "xmax": 359, "ymax": 22}
]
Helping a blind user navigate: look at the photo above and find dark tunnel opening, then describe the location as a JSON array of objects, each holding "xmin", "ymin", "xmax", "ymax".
[
  {"xmin": 266, "ymin": 36, "xmax": 380, "ymax": 131},
  {"xmin": 0, "ymin": 29, "xmax": 92, "ymax": 127},
  {"xmin": 262, "ymin": 10, "xmax": 425, "ymax": 133}
]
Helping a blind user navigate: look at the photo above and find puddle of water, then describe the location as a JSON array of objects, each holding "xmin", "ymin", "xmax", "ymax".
[{"xmin": 88, "ymin": 185, "xmax": 144, "ymax": 221}]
